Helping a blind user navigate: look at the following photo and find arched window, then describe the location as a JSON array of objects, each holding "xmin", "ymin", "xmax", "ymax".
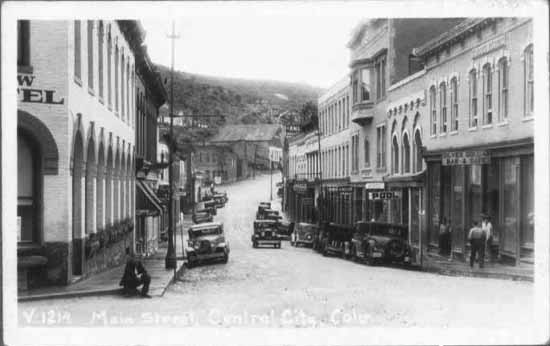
[
  {"xmin": 107, "ymin": 27, "xmax": 112, "ymax": 107},
  {"xmin": 482, "ymin": 63, "xmax": 493, "ymax": 124},
  {"xmin": 469, "ymin": 69, "xmax": 478, "ymax": 127},
  {"xmin": 87, "ymin": 20, "xmax": 94, "ymax": 90},
  {"xmin": 450, "ymin": 77, "xmax": 458, "ymax": 131},
  {"xmin": 74, "ymin": 21, "xmax": 81, "ymax": 80},
  {"xmin": 402, "ymin": 132, "xmax": 410, "ymax": 174},
  {"xmin": 429, "ymin": 86, "xmax": 437, "ymax": 135},
  {"xmin": 524, "ymin": 44, "xmax": 534, "ymax": 116},
  {"xmin": 414, "ymin": 130, "xmax": 423, "ymax": 173},
  {"xmin": 392, "ymin": 135, "xmax": 399, "ymax": 174},
  {"xmin": 498, "ymin": 57, "xmax": 508, "ymax": 122},
  {"xmin": 98, "ymin": 21, "xmax": 104, "ymax": 99},
  {"xmin": 439, "ymin": 82, "xmax": 447, "ymax": 133}
]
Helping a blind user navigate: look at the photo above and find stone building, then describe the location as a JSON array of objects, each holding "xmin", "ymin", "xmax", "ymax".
[
  {"xmin": 17, "ymin": 20, "xmax": 139, "ymax": 289},
  {"xmin": 411, "ymin": 18, "xmax": 534, "ymax": 264}
]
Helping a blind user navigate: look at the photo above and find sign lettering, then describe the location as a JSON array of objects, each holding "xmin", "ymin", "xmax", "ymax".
[
  {"xmin": 369, "ymin": 191, "xmax": 401, "ymax": 200},
  {"xmin": 442, "ymin": 150, "xmax": 490, "ymax": 166},
  {"xmin": 17, "ymin": 74, "xmax": 65, "ymax": 105}
]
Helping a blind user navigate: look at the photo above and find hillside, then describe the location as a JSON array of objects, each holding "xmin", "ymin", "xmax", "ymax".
[{"xmin": 156, "ymin": 64, "xmax": 323, "ymax": 126}]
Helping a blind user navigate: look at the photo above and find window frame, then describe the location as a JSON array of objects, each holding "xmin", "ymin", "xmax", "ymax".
[
  {"xmin": 482, "ymin": 63, "xmax": 493, "ymax": 125},
  {"xmin": 74, "ymin": 20, "xmax": 82, "ymax": 82},
  {"xmin": 439, "ymin": 82, "xmax": 448, "ymax": 133},
  {"xmin": 450, "ymin": 77, "xmax": 458, "ymax": 131},
  {"xmin": 524, "ymin": 44, "xmax": 534, "ymax": 117},
  {"xmin": 469, "ymin": 69, "xmax": 478, "ymax": 128},
  {"xmin": 87, "ymin": 20, "xmax": 94, "ymax": 92},
  {"xmin": 364, "ymin": 137, "xmax": 370, "ymax": 168},
  {"xmin": 17, "ymin": 20, "xmax": 31, "ymax": 71},
  {"xmin": 429, "ymin": 86, "xmax": 437, "ymax": 135}
]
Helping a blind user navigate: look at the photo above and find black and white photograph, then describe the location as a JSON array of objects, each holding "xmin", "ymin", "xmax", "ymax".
[{"xmin": 1, "ymin": 1, "xmax": 549, "ymax": 345}]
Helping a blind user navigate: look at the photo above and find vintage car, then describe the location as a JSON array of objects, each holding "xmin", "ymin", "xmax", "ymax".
[
  {"xmin": 251, "ymin": 220, "xmax": 281, "ymax": 248},
  {"xmin": 352, "ymin": 221, "xmax": 412, "ymax": 265},
  {"xmin": 290, "ymin": 222, "xmax": 318, "ymax": 247},
  {"xmin": 192, "ymin": 210, "xmax": 213, "ymax": 224},
  {"xmin": 212, "ymin": 192, "xmax": 228, "ymax": 208},
  {"xmin": 276, "ymin": 220, "xmax": 295, "ymax": 239},
  {"xmin": 256, "ymin": 206, "xmax": 280, "ymax": 220},
  {"xmin": 186, "ymin": 222, "xmax": 229, "ymax": 267},
  {"xmin": 196, "ymin": 200, "xmax": 217, "ymax": 216},
  {"xmin": 319, "ymin": 223, "xmax": 355, "ymax": 257}
]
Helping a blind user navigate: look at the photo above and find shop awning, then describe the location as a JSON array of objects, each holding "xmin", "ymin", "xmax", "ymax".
[
  {"xmin": 136, "ymin": 180, "xmax": 163, "ymax": 213},
  {"xmin": 383, "ymin": 171, "xmax": 425, "ymax": 188}
]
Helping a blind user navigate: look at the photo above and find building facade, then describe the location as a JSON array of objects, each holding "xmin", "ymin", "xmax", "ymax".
[
  {"xmin": 192, "ymin": 144, "xmax": 238, "ymax": 185},
  {"xmin": 17, "ymin": 20, "xmax": 138, "ymax": 288},
  {"xmin": 413, "ymin": 18, "xmax": 534, "ymax": 264}
]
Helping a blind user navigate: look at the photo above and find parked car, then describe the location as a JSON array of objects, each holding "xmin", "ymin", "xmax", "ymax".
[
  {"xmin": 319, "ymin": 223, "xmax": 355, "ymax": 257},
  {"xmin": 276, "ymin": 220, "xmax": 295, "ymax": 240},
  {"xmin": 195, "ymin": 201, "xmax": 215, "ymax": 215},
  {"xmin": 192, "ymin": 211, "xmax": 213, "ymax": 224},
  {"xmin": 251, "ymin": 220, "xmax": 281, "ymax": 248},
  {"xmin": 256, "ymin": 205, "xmax": 277, "ymax": 220},
  {"xmin": 353, "ymin": 221, "xmax": 412, "ymax": 265},
  {"xmin": 212, "ymin": 192, "xmax": 228, "ymax": 208},
  {"xmin": 186, "ymin": 222, "xmax": 229, "ymax": 267},
  {"xmin": 290, "ymin": 222, "xmax": 318, "ymax": 247}
]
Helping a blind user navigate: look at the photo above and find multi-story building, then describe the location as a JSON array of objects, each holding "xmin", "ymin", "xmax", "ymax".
[
  {"xmin": 132, "ymin": 26, "xmax": 168, "ymax": 257},
  {"xmin": 410, "ymin": 18, "xmax": 534, "ymax": 265},
  {"xmin": 193, "ymin": 144, "xmax": 238, "ymax": 185},
  {"xmin": 16, "ymin": 20, "xmax": 140, "ymax": 288}
]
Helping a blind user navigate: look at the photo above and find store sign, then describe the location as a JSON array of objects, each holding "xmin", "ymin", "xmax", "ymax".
[
  {"xmin": 369, "ymin": 191, "xmax": 401, "ymax": 200},
  {"xmin": 365, "ymin": 182, "xmax": 384, "ymax": 190},
  {"xmin": 293, "ymin": 183, "xmax": 307, "ymax": 194},
  {"xmin": 337, "ymin": 186, "xmax": 353, "ymax": 193},
  {"xmin": 17, "ymin": 74, "xmax": 65, "ymax": 105},
  {"xmin": 214, "ymin": 176, "xmax": 222, "ymax": 185},
  {"xmin": 442, "ymin": 150, "xmax": 490, "ymax": 166},
  {"xmin": 472, "ymin": 35, "xmax": 506, "ymax": 59}
]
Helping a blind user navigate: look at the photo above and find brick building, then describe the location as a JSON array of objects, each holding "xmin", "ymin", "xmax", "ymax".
[
  {"xmin": 411, "ymin": 18, "xmax": 534, "ymax": 264},
  {"xmin": 17, "ymin": 20, "xmax": 140, "ymax": 289}
]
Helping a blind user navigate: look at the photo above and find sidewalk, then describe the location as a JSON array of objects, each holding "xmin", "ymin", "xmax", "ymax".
[
  {"xmin": 19, "ymin": 218, "xmax": 193, "ymax": 302},
  {"xmin": 421, "ymin": 250, "xmax": 534, "ymax": 282}
]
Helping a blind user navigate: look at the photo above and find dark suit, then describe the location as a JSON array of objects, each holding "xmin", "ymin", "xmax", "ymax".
[{"xmin": 120, "ymin": 256, "xmax": 151, "ymax": 296}]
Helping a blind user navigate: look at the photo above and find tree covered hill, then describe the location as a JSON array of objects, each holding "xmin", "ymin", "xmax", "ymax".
[{"xmin": 156, "ymin": 64, "xmax": 324, "ymax": 125}]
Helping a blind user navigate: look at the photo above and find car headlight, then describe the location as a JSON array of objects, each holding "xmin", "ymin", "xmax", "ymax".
[{"xmin": 217, "ymin": 242, "xmax": 226, "ymax": 248}]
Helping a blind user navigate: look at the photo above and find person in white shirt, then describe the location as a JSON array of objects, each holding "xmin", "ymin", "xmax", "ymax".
[{"xmin": 481, "ymin": 213, "xmax": 493, "ymax": 262}]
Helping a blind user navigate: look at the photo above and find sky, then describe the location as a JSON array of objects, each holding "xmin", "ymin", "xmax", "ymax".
[{"xmin": 141, "ymin": 3, "xmax": 368, "ymax": 89}]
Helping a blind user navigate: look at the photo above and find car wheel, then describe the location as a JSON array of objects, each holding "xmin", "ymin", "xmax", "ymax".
[
  {"xmin": 365, "ymin": 246, "xmax": 376, "ymax": 266},
  {"xmin": 253, "ymin": 241, "xmax": 258, "ymax": 248},
  {"xmin": 186, "ymin": 260, "xmax": 195, "ymax": 268},
  {"xmin": 222, "ymin": 255, "xmax": 228, "ymax": 263}
]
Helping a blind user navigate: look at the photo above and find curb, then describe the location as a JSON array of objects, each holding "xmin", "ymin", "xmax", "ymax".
[
  {"xmin": 18, "ymin": 288, "xmax": 122, "ymax": 302},
  {"xmin": 421, "ymin": 265, "xmax": 534, "ymax": 282}
]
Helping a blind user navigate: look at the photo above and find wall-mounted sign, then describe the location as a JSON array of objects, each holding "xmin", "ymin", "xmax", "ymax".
[
  {"xmin": 337, "ymin": 186, "xmax": 353, "ymax": 193},
  {"xmin": 369, "ymin": 191, "xmax": 401, "ymax": 200},
  {"xmin": 365, "ymin": 182, "xmax": 384, "ymax": 190},
  {"xmin": 472, "ymin": 35, "xmax": 506, "ymax": 59},
  {"xmin": 17, "ymin": 74, "xmax": 65, "ymax": 105},
  {"xmin": 442, "ymin": 150, "xmax": 490, "ymax": 166},
  {"xmin": 214, "ymin": 176, "xmax": 222, "ymax": 185},
  {"xmin": 293, "ymin": 183, "xmax": 308, "ymax": 194}
]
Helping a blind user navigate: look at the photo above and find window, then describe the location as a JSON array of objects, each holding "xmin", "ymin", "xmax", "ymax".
[
  {"xmin": 439, "ymin": 82, "xmax": 447, "ymax": 133},
  {"xmin": 450, "ymin": 77, "xmax": 458, "ymax": 131},
  {"xmin": 351, "ymin": 135, "xmax": 359, "ymax": 173},
  {"xmin": 87, "ymin": 21, "xmax": 94, "ymax": 90},
  {"xmin": 74, "ymin": 21, "xmax": 81, "ymax": 80},
  {"xmin": 98, "ymin": 21, "xmax": 104, "ymax": 99},
  {"xmin": 498, "ymin": 58, "xmax": 508, "ymax": 122},
  {"xmin": 121, "ymin": 53, "xmax": 125, "ymax": 120},
  {"xmin": 392, "ymin": 135, "xmax": 399, "ymax": 174},
  {"xmin": 414, "ymin": 130, "xmax": 423, "ymax": 173},
  {"xmin": 360, "ymin": 68, "xmax": 371, "ymax": 102},
  {"xmin": 429, "ymin": 86, "xmax": 437, "ymax": 135},
  {"xmin": 402, "ymin": 133, "xmax": 410, "ymax": 173},
  {"xmin": 482, "ymin": 63, "xmax": 492, "ymax": 125},
  {"xmin": 364, "ymin": 138, "xmax": 370, "ymax": 167},
  {"xmin": 375, "ymin": 55, "xmax": 386, "ymax": 99},
  {"xmin": 376, "ymin": 125, "xmax": 386, "ymax": 168},
  {"xmin": 524, "ymin": 45, "xmax": 534, "ymax": 116},
  {"xmin": 107, "ymin": 28, "xmax": 112, "ymax": 107},
  {"xmin": 469, "ymin": 69, "xmax": 478, "ymax": 127},
  {"xmin": 17, "ymin": 20, "xmax": 30, "ymax": 68},
  {"xmin": 115, "ymin": 45, "xmax": 119, "ymax": 113},
  {"xmin": 352, "ymin": 71, "xmax": 359, "ymax": 104}
]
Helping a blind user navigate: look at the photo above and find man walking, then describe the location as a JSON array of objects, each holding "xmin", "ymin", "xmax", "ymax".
[{"xmin": 468, "ymin": 220, "xmax": 487, "ymax": 268}]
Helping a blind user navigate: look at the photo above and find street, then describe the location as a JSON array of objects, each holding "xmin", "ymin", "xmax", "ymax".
[{"xmin": 19, "ymin": 174, "xmax": 534, "ymax": 329}]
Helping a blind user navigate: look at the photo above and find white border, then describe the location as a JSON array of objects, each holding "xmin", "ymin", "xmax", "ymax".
[{"xmin": 2, "ymin": 1, "xmax": 549, "ymax": 345}]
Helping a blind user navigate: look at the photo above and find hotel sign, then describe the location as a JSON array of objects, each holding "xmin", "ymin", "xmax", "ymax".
[
  {"xmin": 442, "ymin": 150, "xmax": 490, "ymax": 166},
  {"xmin": 17, "ymin": 74, "xmax": 65, "ymax": 105}
]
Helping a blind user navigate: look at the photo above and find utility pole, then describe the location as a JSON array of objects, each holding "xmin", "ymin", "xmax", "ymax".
[{"xmin": 165, "ymin": 21, "xmax": 180, "ymax": 271}]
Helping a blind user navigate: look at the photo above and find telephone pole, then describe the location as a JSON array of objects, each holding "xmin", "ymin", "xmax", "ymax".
[{"xmin": 165, "ymin": 21, "xmax": 180, "ymax": 270}]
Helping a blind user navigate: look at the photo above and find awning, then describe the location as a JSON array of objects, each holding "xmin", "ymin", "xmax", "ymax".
[
  {"xmin": 136, "ymin": 180, "xmax": 163, "ymax": 213},
  {"xmin": 383, "ymin": 171, "xmax": 425, "ymax": 188}
]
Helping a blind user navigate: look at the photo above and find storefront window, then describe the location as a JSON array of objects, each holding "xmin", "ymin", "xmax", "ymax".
[
  {"xmin": 360, "ymin": 68, "xmax": 371, "ymax": 102},
  {"xmin": 354, "ymin": 188, "xmax": 362, "ymax": 223},
  {"xmin": 520, "ymin": 156, "xmax": 534, "ymax": 250},
  {"xmin": 502, "ymin": 157, "xmax": 519, "ymax": 254},
  {"xmin": 451, "ymin": 166, "xmax": 464, "ymax": 252},
  {"xmin": 468, "ymin": 164, "xmax": 482, "ymax": 228},
  {"xmin": 483, "ymin": 161, "xmax": 500, "ymax": 241},
  {"xmin": 410, "ymin": 188, "xmax": 420, "ymax": 246},
  {"xmin": 429, "ymin": 163, "xmax": 441, "ymax": 245}
]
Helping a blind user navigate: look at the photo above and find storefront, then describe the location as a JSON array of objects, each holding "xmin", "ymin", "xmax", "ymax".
[
  {"xmin": 288, "ymin": 181, "xmax": 316, "ymax": 223},
  {"xmin": 424, "ymin": 140, "xmax": 534, "ymax": 264},
  {"xmin": 320, "ymin": 180, "xmax": 354, "ymax": 225}
]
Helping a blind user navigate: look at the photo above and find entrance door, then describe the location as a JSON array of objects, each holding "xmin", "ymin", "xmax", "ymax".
[
  {"xmin": 501, "ymin": 157, "xmax": 520, "ymax": 257},
  {"xmin": 18, "ymin": 134, "xmax": 39, "ymax": 244}
]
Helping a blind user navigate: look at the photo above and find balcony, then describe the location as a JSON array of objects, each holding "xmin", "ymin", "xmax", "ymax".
[{"xmin": 351, "ymin": 102, "xmax": 375, "ymax": 125}]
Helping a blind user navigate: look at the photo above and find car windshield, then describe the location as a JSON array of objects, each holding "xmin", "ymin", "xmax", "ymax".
[
  {"xmin": 372, "ymin": 226, "xmax": 405, "ymax": 238},
  {"xmin": 189, "ymin": 227, "xmax": 221, "ymax": 238}
]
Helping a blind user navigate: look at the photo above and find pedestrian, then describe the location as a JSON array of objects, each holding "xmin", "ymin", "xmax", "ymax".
[
  {"xmin": 446, "ymin": 219, "xmax": 453, "ymax": 260},
  {"xmin": 468, "ymin": 220, "xmax": 487, "ymax": 268},
  {"xmin": 119, "ymin": 248, "xmax": 152, "ymax": 298},
  {"xmin": 481, "ymin": 213, "xmax": 493, "ymax": 263},
  {"xmin": 438, "ymin": 217, "xmax": 448, "ymax": 255}
]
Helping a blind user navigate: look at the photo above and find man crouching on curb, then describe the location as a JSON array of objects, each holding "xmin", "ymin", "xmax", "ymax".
[{"xmin": 119, "ymin": 248, "xmax": 152, "ymax": 298}]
